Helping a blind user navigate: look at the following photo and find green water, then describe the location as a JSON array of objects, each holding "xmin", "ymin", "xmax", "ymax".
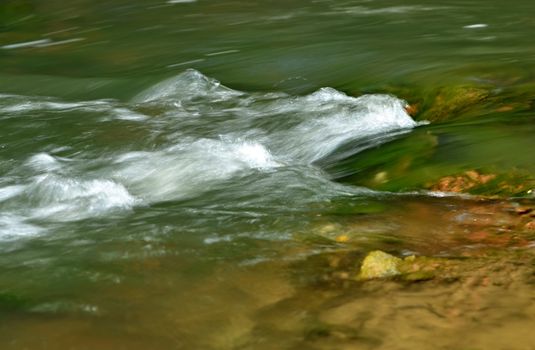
[{"xmin": 1, "ymin": 0, "xmax": 535, "ymax": 349}]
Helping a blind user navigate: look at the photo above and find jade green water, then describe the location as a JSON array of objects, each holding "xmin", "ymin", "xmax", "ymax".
[{"xmin": 1, "ymin": 1, "xmax": 535, "ymax": 349}]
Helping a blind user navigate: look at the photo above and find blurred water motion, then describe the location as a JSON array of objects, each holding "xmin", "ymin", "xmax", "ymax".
[{"xmin": 1, "ymin": 0, "xmax": 535, "ymax": 349}]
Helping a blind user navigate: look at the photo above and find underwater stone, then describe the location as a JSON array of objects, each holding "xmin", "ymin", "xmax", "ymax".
[
  {"xmin": 358, "ymin": 250, "xmax": 402, "ymax": 280},
  {"xmin": 525, "ymin": 221, "xmax": 535, "ymax": 231}
]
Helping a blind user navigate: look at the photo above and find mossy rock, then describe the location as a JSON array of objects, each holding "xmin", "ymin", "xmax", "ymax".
[
  {"xmin": 326, "ymin": 124, "xmax": 534, "ymax": 197},
  {"xmin": 382, "ymin": 80, "xmax": 534, "ymax": 123},
  {"xmin": 418, "ymin": 85, "xmax": 491, "ymax": 122},
  {"xmin": 323, "ymin": 129, "xmax": 439, "ymax": 192}
]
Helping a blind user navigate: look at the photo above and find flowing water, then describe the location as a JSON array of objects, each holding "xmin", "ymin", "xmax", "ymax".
[{"xmin": 1, "ymin": 1, "xmax": 535, "ymax": 349}]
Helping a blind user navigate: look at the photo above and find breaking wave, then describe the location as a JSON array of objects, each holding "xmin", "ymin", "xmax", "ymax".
[{"xmin": 0, "ymin": 70, "xmax": 422, "ymax": 239}]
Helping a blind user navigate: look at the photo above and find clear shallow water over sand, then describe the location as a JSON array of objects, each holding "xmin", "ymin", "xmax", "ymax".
[{"xmin": 1, "ymin": 1, "xmax": 535, "ymax": 349}]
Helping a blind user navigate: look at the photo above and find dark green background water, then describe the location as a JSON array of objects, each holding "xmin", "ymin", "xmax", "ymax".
[
  {"xmin": 2, "ymin": 0, "xmax": 535, "ymax": 98},
  {"xmin": 1, "ymin": 1, "xmax": 535, "ymax": 349}
]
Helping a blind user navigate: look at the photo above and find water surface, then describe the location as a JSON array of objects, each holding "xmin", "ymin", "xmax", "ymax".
[{"xmin": 1, "ymin": 0, "xmax": 535, "ymax": 349}]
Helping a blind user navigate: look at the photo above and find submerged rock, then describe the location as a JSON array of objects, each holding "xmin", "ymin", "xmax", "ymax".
[
  {"xmin": 525, "ymin": 221, "xmax": 535, "ymax": 231},
  {"xmin": 427, "ymin": 169, "xmax": 534, "ymax": 197},
  {"xmin": 429, "ymin": 170, "xmax": 496, "ymax": 193},
  {"xmin": 420, "ymin": 85, "xmax": 490, "ymax": 122},
  {"xmin": 358, "ymin": 251, "xmax": 444, "ymax": 282},
  {"xmin": 358, "ymin": 250, "xmax": 402, "ymax": 280}
]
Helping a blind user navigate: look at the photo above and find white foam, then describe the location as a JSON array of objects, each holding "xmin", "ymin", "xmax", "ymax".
[
  {"xmin": 268, "ymin": 90, "xmax": 419, "ymax": 162},
  {"xmin": 1, "ymin": 39, "xmax": 51, "ymax": 50},
  {"xmin": 0, "ymin": 185, "xmax": 25, "ymax": 202},
  {"xmin": 167, "ymin": 59, "xmax": 205, "ymax": 68},
  {"xmin": 0, "ymin": 71, "xmax": 423, "ymax": 239},
  {"xmin": 112, "ymin": 139, "xmax": 279, "ymax": 202},
  {"xmin": 0, "ymin": 214, "xmax": 43, "ymax": 239},
  {"xmin": 1, "ymin": 100, "xmax": 85, "ymax": 113},
  {"xmin": 205, "ymin": 50, "xmax": 240, "ymax": 57},
  {"xmin": 0, "ymin": 38, "xmax": 84, "ymax": 50},
  {"xmin": 131, "ymin": 71, "xmax": 419, "ymax": 164},
  {"xmin": 330, "ymin": 5, "xmax": 444, "ymax": 16},
  {"xmin": 111, "ymin": 108, "xmax": 149, "ymax": 121},
  {"xmin": 131, "ymin": 69, "xmax": 242, "ymax": 104},
  {"xmin": 464, "ymin": 23, "xmax": 488, "ymax": 29},
  {"xmin": 30, "ymin": 301, "xmax": 100, "ymax": 314},
  {"xmin": 28, "ymin": 175, "xmax": 136, "ymax": 221},
  {"xmin": 26, "ymin": 153, "xmax": 63, "ymax": 172},
  {"xmin": 0, "ymin": 97, "xmax": 147, "ymax": 122},
  {"xmin": 233, "ymin": 142, "xmax": 278, "ymax": 169},
  {"xmin": 305, "ymin": 87, "xmax": 354, "ymax": 102},
  {"xmin": 34, "ymin": 38, "xmax": 85, "ymax": 48}
]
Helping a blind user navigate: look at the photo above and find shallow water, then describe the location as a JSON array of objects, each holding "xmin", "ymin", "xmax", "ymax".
[{"xmin": 1, "ymin": 1, "xmax": 535, "ymax": 349}]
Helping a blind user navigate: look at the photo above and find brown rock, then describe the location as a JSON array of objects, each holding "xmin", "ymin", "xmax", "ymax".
[
  {"xmin": 524, "ymin": 221, "xmax": 535, "ymax": 231},
  {"xmin": 404, "ymin": 104, "xmax": 419, "ymax": 116},
  {"xmin": 429, "ymin": 170, "xmax": 497, "ymax": 193},
  {"xmin": 515, "ymin": 207, "xmax": 533, "ymax": 216}
]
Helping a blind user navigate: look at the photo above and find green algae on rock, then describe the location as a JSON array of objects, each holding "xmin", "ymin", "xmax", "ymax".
[
  {"xmin": 324, "ymin": 120, "xmax": 535, "ymax": 197},
  {"xmin": 382, "ymin": 78, "xmax": 535, "ymax": 123},
  {"xmin": 419, "ymin": 85, "xmax": 491, "ymax": 122}
]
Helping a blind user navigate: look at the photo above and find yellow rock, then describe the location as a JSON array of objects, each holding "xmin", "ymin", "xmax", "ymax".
[
  {"xmin": 335, "ymin": 235, "xmax": 350, "ymax": 243},
  {"xmin": 373, "ymin": 171, "xmax": 389, "ymax": 184},
  {"xmin": 358, "ymin": 250, "xmax": 402, "ymax": 280}
]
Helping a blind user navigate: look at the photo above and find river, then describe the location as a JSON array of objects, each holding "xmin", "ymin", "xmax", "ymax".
[{"xmin": 1, "ymin": 0, "xmax": 535, "ymax": 349}]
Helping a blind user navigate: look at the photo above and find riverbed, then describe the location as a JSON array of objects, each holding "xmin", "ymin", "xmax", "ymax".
[{"xmin": 1, "ymin": 1, "xmax": 535, "ymax": 349}]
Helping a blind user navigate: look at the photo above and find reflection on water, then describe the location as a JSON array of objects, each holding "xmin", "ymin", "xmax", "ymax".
[{"xmin": 1, "ymin": 0, "xmax": 535, "ymax": 349}]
